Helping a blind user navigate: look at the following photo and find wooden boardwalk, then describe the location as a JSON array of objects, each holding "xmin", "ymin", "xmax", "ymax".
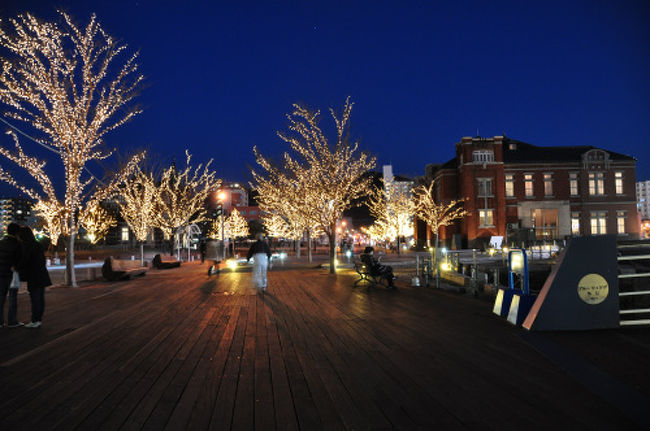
[{"xmin": 1, "ymin": 262, "xmax": 649, "ymax": 430}]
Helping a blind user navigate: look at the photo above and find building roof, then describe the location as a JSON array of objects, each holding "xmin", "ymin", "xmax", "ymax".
[{"xmin": 502, "ymin": 138, "xmax": 636, "ymax": 163}]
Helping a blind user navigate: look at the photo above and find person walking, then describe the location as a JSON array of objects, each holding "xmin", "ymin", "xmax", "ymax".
[
  {"xmin": 246, "ymin": 232, "xmax": 272, "ymax": 291},
  {"xmin": 17, "ymin": 226, "xmax": 52, "ymax": 329},
  {"xmin": 0, "ymin": 223, "xmax": 23, "ymax": 328}
]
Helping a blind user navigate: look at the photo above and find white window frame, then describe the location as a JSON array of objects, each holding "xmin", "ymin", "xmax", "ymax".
[
  {"xmin": 590, "ymin": 211, "xmax": 607, "ymax": 234},
  {"xmin": 524, "ymin": 174, "xmax": 534, "ymax": 197},
  {"xmin": 543, "ymin": 173, "xmax": 553, "ymax": 196},
  {"xmin": 617, "ymin": 211, "xmax": 626, "ymax": 234},
  {"xmin": 472, "ymin": 150, "xmax": 494, "ymax": 163},
  {"xmin": 477, "ymin": 178, "xmax": 493, "ymax": 197},
  {"xmin": 615, "ymin": 171, "xmax": 624, "ymax": 195},
  {"xmin": 478, "ymin": 209, "xmax": 494, "ymax": 227},
  {"xmin": 589, "ymin": 172, "xmax": 605, "ymax": 196},
  {"xmin": 569, "ymin": 173, "xmax": 579, "ymax": 196},
  {"xmin": 505, "ymin": 174, "xmax": 514, "ymax": 197},
  {"xmin": 571, "ymin": 212, "xmax": 580, "ymax": 235}
]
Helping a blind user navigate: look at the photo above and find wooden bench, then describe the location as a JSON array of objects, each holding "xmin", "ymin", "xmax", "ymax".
[
  {"xmin": 102, "ymin": 257, "xmax": 148, "ymax": 281},
  {"xmin": 152, "ymin": 254, "xmax": 181, "ymax": 269},
  {"xmin": 353, "ymin": 254, "xmax": 387, "ymax": 288}
]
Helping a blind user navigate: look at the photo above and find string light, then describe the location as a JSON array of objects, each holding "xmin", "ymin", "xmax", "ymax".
[
  {"xmin": 153, "ymin": 150, "xmax": 218, "ymax": 239},
  {"xmin": 413, "ymin": 181, "xmax": 467, "ymax": 250},
  {"xmin": 366, "ymin": 178, "xmax": 415, "ymax": 242},
  {"xmin": 0, "ymin": 12, "xmax": 143, "ymax": 286},
  {"xmin": 226, "ymin": 208, "xmax": 249, "ymax": 239},
  {"xmin": 252, "ymin": 97, "xmax": 376, "ymax": 272},
  {"xmin": 79, "ymin": 198, "xmax": 116, "ymax": 244}
]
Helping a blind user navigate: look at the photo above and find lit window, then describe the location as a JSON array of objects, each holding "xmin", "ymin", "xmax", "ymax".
[
  {"xmin": 479, "ymin": 209, "xmax": 494, "ymax": 227},
  {"xmin": 477, "ymin": 178, "xmax": 493, "ymax": 197},
  {"xmin": 569, "ymin": 173, "xmax": 579, "ymax": 196},
  {"xmin": 571, "ymin": 212, "xmax": 580, "ymax": 235},
  {"xmin": 472, "ymin": 150, "xmax": 494, "ymax": 163},
  {"xmin": 617, "ymin": 211, "xmax": 626, "ymax": 234},
  {"xmin": 543, "ymin": 173, "xmax": 553, "ymax": 196},
  {"xmin": 524, "ymin": 174, "xmax": 534, "ymax": 197},
  {"xmin": 615, "ymin": 172, "xmax": 624, "ymax": 195},
  {"xmin": 590, "ymin": 211, "xmax": 607, "ymax": 234},
  {"xmin": 121, "ymin": 227, "xmax": 129, "ymax": 241},
  {"xmin": 589, "ymin": 172, "xmax": 604, "ymax": 195},
  {"xmin": 505, "ymin": 174, "xmax": 514, "ymax": 197}
]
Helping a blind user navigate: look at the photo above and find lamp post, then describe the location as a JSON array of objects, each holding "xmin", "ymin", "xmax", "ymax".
[{"xmin": 217, "ymin": 191, "xmax": 227, "ymax": 259}]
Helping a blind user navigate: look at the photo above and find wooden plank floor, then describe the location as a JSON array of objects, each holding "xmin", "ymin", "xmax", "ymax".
[{"xmin": 1, "ymin": 261, "xmax": 649, "ymax": 430}]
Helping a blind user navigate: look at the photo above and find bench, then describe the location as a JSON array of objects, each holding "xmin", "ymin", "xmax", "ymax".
[
  {"xmin": 353, "ymin": 254, "xmax": 388, "ymax": 288},
  {"xmin": 102, "ymin": 257, "xmax": 148, "ymax": 281},
  {"xmin": 152, "ymin": 254, "xmax": 181, "ymax": 269}
]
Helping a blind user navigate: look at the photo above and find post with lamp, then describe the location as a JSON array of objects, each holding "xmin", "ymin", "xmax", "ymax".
[{"xmin": 217, "ymin": 191, "xmax": 227, "ymax": 260}]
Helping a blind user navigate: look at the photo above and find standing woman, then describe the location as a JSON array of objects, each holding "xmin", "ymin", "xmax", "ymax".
[
  {"xmin": 246, "ymin": 232, "xmax": 272, "ymax": 291},
  {"xmin": 18, "ymin": 226, "xmax": 51, "ymax": 328}
]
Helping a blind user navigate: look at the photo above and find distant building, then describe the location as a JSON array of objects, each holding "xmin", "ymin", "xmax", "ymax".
[
  {"xmin": 382, "ymin": 164, "xmax": 413, "ymax": 197},
  {"xmin": 236, "ymin": 206, "xmax": 263, "ymax": 222},
  {"xmin": 636, "ymin": 180, "xmax": 650, "ymax": 219},
  {"xmin": 0, "ymin": 197, "xmax": 35, "ymax": 232},
  {"xmin": 207, "ymin": 182, "xmax": 249, "ymax": 215},
  {"xmin": 418, "ymin": 136, "xmax": 639, "ymax": 248}
]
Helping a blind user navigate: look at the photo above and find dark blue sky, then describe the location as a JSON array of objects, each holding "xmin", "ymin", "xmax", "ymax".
[{"xmin": 1, "ymin": 0, "xmax": 650, "ymax": 198}]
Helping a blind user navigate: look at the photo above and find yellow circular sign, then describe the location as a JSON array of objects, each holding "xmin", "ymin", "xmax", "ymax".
[{"xmin": 577, "ymin": 274, "xmax": 609, "ymax": 305}]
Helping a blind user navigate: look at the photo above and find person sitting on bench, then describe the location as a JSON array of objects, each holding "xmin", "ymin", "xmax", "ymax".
[{"xmin": 360, "ymin": 246, "xmax": 396, "ymax": 288}]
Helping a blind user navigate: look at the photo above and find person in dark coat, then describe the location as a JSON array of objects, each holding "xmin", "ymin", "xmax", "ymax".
[
  {"xmin": 0, "ymin": 222, "xmax": 23, "ymax": 328},
  {"xmin": 17, "ymin": 226, "xmax": 52, "ymax": 328},
  {"xmin": 360, "ymin": 246, "xmax": 397, "ymax": 288},
  {"xmin": 246, "ymin": 232, "xmax": 272, "ymax": 290}
]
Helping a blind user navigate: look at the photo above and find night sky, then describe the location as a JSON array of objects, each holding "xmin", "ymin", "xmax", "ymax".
[{"xmin": 1, "ymin": 0, "xmax": 649, "ymax": 198}]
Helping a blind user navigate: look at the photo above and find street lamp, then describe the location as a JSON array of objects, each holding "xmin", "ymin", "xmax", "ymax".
[{"xmin": 217, "ymin": 191, "xmax": 227, "ymax": 259}]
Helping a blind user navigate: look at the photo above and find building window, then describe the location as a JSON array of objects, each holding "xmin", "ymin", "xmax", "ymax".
[
  {"xmin": 477, "ymin": 178, "xmax": 493, "ymax": 197},
  {"xmin": 569, "ymin": 173, "xmax": 579, "ymax": 196},
  {"xmin": 524, "ymin": 174, "xmax": 534, "ymax": 197},
  {"xmin": 505, "ymin": 174, "xmax": 514, "ymax": 197},
  {"xmin": 121, "ymin": 226, "xmax": 129, "ymax": 241},
  {"xmin": 472, "ymin": 150, "xmax": 494, "ymax": 163},
  {"xmin": 615, "ymin": 172, "xmax": 624, "ymax": 195},
  {"xmin": 590, "ymin": 211, "xmax": 607, "ymax": 234},
  {"xmin": 479, "ymin": 209, "xmax": 494, "ymax": 227},
  {"xmin": 531, "ymin": 208, "xmax": 558, "ymax": 239},
  {"xmin": 617, "ymin": 211, "xmax": 626, "ymax": 234},
  {"xmin": 543, "ymin": 173, "xmax": 553, "ymax": 196},
  {"xmin": 571, "ymin": 212, "xmax": 580, "ymax": 235},
  {"xmin": 589, "ymin": 172, "xmax": 605, "ymax": 196}
]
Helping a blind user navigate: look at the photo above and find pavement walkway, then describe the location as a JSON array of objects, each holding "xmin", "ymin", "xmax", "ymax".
[{"xmin": 1, "ymin": 261, "xmax": 649, "ymax": 430}]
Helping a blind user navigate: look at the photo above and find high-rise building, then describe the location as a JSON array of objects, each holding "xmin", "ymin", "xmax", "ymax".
[
  {"xmin": 636, "ymin": 180, "xmax": 650, "ymax": 220},
  {"xmin": 0, "ymin": 197, "xmax": 34, "ymax": 232}
]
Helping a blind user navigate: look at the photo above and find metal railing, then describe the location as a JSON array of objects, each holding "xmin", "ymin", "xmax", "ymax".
[{"xmin": 617, "ymin": 246, "xmax": 650, "ymax": 326}]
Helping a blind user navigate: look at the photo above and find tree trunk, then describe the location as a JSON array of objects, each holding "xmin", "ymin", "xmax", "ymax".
[
  {"xmin": 140, "ymin": 242, "xmax": 144, "ymax": 266},
  {"xmin": 396, "ymin": 236, "xmax": 401, "ymax": 255},
  {"xmin": 66, "ymin": 219, "xmax": 77, "ymax": 287},
  {"xmin": 328, "ymin": 224, "xmax": 337, "ymax": 274},
  {"xmin": 296, "ymin": 237, "xmax": 301, "ymax": 258},
  {"xmin": 307, "ymin": 230, "xmax": 312, "ymax": 263}
]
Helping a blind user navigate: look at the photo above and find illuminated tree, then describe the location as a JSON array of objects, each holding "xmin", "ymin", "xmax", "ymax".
[
  {"xmin": 32, "ymin": 199, "xmax": 66, "ymax": 248},
  {"xmin": 413, "ymin": 180, "xmax": 467, "ymax": 266},
  {"xmin": 0, "ymin": 12, "xmax": 143, "ymax": 286},
  {"xmin": 79, "ymin": 198, "xmax": 116, "ymax": 244},
  {"xmin": 254, "ymin": 98, "xmax": 375, "ymax": 272},
  {"xmin": 208, "ymin": 215, "xmax": 230, "ymax": 241},
  {"xmin": 116, "ymin": 168, "xmax": 156, "ymax": 264},
  {"xmin": 153, "ymin": 151, "xmax": 217, "ymax": 244},
  {"xmin": 227, "ymin": 208, "xmax": 249, "ymax": 239},
  {"xmin": 367, "ymin": 178, "xmax": 415, "ymax": 254}
]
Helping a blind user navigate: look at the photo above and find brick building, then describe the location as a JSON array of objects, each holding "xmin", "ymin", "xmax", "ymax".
[{"xmin": 418, "ymin": 136, "xmax": 639, "ymax": 248}]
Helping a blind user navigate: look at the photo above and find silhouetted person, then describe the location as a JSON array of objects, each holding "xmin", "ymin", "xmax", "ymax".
[
  {"xmin": 0, "ymin": 222, "xmax": 23, "ymax": 328},
  {"xmin": 247, "ymin": 233, "xmax": 272, "ymax": 291},
  {"xmin": 360, "ymin": 246, "xmax": 396, "ymax": 288},
  {"xmin": 18, "ymin": 226, "xmax": 52, "ymax": 328}
]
